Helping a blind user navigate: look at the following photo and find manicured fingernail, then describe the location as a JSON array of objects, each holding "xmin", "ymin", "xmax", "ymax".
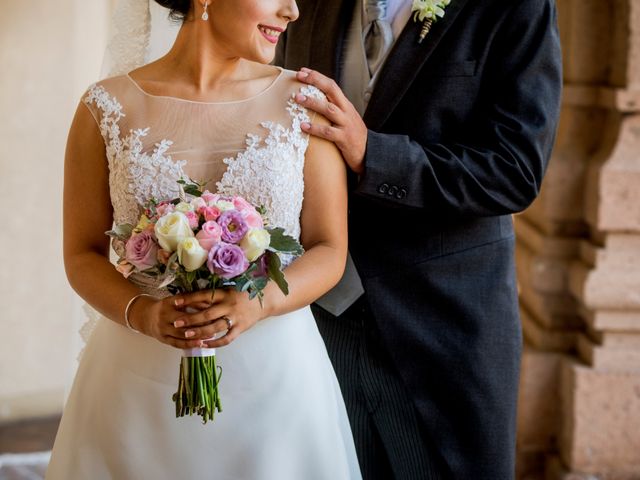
[
  {"xmin": 174, "ymin": 320, "xmax": 184, "ymax": 328},
  {"xmin": 296, "ymin": 94, "xmax": 306, "ymax": 102},
  {"xmin": 301, "ymin": 122, "xmax": 310, "ymax": 130},
  {"xmin": 298, "ymin": 71, "xmax": 309, "ymax": 78},
  {"xmin": 174, "ymin": 298, "xmax": 184, "ymax": 306},
  {"xmin": 185, "ymin": 330, "xmax": 195, "ymax": 338}
]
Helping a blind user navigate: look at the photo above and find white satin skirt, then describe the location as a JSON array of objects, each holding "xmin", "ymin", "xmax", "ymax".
[{"xmin": 47, "ymin": 307, "xmax": 361, "ymax": 480}]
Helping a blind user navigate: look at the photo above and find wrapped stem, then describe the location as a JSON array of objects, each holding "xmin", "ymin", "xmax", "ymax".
[{"xmin": 172, "ymin": 355, "xmax": 222, "ymax": 423}]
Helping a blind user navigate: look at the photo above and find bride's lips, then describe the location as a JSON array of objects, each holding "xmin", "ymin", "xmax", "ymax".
[{"xmin": 258, "ymin": 24, "xmax": 284, "ymax": 44}]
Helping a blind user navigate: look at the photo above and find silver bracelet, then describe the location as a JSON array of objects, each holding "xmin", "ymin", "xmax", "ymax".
[{"xmin": 124, "ymin": 293, "xmax": 154, "ymax": 333}]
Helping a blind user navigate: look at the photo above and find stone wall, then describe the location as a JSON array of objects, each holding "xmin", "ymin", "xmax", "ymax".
[{"xmin": 516, "ymin": 1, "xmax": 640, "ymax": 478}]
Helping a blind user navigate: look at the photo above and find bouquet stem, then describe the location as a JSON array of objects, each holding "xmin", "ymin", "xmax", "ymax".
[{"xmin": 172, "ymin": 355, "xmax": 222, "ymax": 423}]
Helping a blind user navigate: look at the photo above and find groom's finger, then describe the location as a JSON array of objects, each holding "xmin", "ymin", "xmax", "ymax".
[
  {"xmin": 300, "ymin": 121, "xmax": 340, "ymax": 142},
  {"xmin": 297, "ymin": 68, "xmax": 348, "ymax": 110},
  {"xmin": 295, "ymin": 93, "xmax": 343, "ymax": 125}
]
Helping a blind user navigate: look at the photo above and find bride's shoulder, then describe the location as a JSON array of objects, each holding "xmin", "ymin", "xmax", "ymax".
[
  {"xmin": 274, "ymin": 68, "xmax": 325, "ymax": 102},
  {"xmin": 81, "ymin": 74, "xmax": 134, "ymax": 108}
]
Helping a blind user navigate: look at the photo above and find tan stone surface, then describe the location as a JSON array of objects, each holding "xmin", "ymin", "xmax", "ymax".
[
  {"xmin": 560, "ymin": 0, "xmax": 613, "ymax": 84},
  {"xmin": 584, "ymin": 115, "xmax": 640, "ymax": 232},
  {"xmin": 589, "ymin": 331, "xmax": 640, "ymax": 348},
  {"xmin": 519, "ymin": 270, "xmax": 583, "ymax": 329},
  {"xmin": 563, "ymin": 85, "xmax": 640, "ymax": 112},
  {"xmin": 560, "ymin": 359, "xmax": 640, "ymax": 472},
  {"xmin": 522, "ymin": 308, "xmax": 578, "ymax": 352},
  {"xmin": 522, "ymin": 106, "xmax": 603, "ymax": 236},
  {"xmin": 583, "ymin": 308, "xmax": 640, "ymax": 332},
  {"xmin": 515, "ymin": 218, "xmax": 581, "ymax": 259},
  {"xmin": 577, "ymin": 333, "xmax": 640, "ymax": 371},
  {"xmin": 517, "ymin": 240, "xmax": 572, "ymax": 295},
  {"xmin": 570, "ymin": 260, "xmax": 640, "ymax": 310},
  {"xmin": 518, "ymin": 347, "xmax": 564, "ymax": 451},
  {"xmin": 580, "ymin": 236, "xmax": 640, "ymax": 270}
]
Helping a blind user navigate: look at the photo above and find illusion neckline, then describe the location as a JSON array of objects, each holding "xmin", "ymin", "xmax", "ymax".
[{"xmin": 124, "ymin": 66, "xmax": 285, "ymax": 105}]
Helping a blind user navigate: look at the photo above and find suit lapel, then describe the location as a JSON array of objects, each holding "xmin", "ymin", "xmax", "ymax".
[
  {"xmin": 308, "ymin": 0, "xmax": 357, "ymax": 82},
  {"xmin": 363, "ymin": 0, "xmax": 470, "ymax": 130}
]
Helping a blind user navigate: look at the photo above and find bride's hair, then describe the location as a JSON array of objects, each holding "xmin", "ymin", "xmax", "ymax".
[{"xmin": 154, "ymin": 0, "xmax": 191, "ymax": 20}]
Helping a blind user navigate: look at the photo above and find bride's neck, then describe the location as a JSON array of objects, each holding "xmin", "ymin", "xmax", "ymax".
[{"xmin": 162, "ymin": 19, "xmax": 249, "ymax": 91}]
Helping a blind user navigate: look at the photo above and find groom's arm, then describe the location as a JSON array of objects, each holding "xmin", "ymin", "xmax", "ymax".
[
  {"xmin": 297, "ymin": 0, "xmax": 562, "ymax": 217},
  {"xmin": 357, "ymin": 0, "xmax": 562, "ymax": 217}
]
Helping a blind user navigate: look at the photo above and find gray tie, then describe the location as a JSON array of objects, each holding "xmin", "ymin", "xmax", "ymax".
[{"xmin": 363, "ymin": 0, "xmax": 394, "ymax": 77}]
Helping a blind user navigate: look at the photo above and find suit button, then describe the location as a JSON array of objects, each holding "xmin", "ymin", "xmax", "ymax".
[
  {"xmin": 388, "ymin": 185, "xmax": 398, "ymax": 196},
  {"xmin": 397, "ymin": 188, "xmax": 407, "ymax": 199},
  {"xmin": 378, "ymin": 183, "xmax": 389, "ymax": 194}
]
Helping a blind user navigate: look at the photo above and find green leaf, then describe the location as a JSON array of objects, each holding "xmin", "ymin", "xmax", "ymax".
[
  {"xmin": 266, "ymin": 252, "xmax": 289, "ymax": 296},
  {"xmin": 266, "ymin": 228, "xmax": 304, "ymax": 255},
  {"xmin": 105, "ymin": 223, "xmax": 134, "ymax": 240},
  {"xmin": 183, "ymin": 184, "xmax": 202, "ymax": 197}
]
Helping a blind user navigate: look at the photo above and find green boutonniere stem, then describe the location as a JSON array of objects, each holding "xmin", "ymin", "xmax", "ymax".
[{"xmin": 418, "ymin": 18, "xmax": 434, "ymax": 44}]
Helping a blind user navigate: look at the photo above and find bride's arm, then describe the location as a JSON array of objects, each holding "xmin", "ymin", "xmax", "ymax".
[
  {"xmin": 63, "ymin": 103, "xmax": 210, "ymax": 350},
  {"xmin": 168, "ymin": 116, "xmax": 348, "ymax": 347}
]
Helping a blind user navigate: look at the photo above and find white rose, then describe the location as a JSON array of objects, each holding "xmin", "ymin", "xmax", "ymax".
[
  {"xmin": 190, "ymin": 197, "xmax": 206, "ymax": 211},
  {"xmin": 175, "ymin": 201, "xmax": 195, "ymax": 213},
  {"xmin": 177, "ymin": 237, "xmax": 208, "ymax": 272},
  {"xmin": 240, "ymin": 228, "xmax": 271, "ymax": 262},
  {"xmin": 154, "ymin": 212, "xmax": 194, "ymax": 252},
  {"xmin": 215, "ymin": 200, "xmax": 235, "ymax": 212}
]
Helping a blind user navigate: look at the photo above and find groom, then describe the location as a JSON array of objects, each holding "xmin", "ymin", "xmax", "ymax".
[{"xmin": 276, "ymin": 0, "xmax": 562, "ymax": 478}]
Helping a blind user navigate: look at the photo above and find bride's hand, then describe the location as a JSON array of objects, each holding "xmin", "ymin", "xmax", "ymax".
[
  {"xmin": 127, "ymin": 295, "xmax": 209, "ymax": 350},
  {"xmin": 171, "ymin": 289, "xmax": 267, "ymax": 348}
]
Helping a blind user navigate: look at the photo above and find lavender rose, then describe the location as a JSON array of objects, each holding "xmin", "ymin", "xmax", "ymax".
[
  {"xmin": 207, "ymin": 242, "xmax": 249, "ymax": 279},
  {"xmin": 217, "ymin": 210, "xmax": 248, "ymax": 244},
  {"xmin": 125, "ymin": 231, "xmax": 158, "ymax": 270}
]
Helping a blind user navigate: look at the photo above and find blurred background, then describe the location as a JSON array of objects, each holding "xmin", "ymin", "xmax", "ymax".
[{"xmin": 0, "ymin": 1, "xmax": 639, "ymax": 479}]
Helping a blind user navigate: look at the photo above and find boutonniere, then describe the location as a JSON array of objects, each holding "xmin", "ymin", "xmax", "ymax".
[{"xmin": 411, "ymin": 0, "xmax": 451, "ymax": 43}]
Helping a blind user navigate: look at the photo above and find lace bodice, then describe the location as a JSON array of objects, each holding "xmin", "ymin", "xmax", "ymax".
[{"xmin": 83, "ymin": 68, "xmax": 321, "ymax": 247}]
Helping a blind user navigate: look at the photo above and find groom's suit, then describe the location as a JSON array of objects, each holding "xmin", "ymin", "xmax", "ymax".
[{"xmin": 276, "ymin": 0, "xmax": 562, "ymax": 478}]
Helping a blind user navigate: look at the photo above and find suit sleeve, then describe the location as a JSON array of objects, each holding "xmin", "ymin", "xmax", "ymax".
[{"xmin": 355, "ymin": 0, "xmax": 562, "ymax": 217}]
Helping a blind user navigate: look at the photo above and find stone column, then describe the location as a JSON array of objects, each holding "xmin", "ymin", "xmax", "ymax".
[{"xmin": 516, "ymin": 1, "xmax": 640, "ymax": 478}]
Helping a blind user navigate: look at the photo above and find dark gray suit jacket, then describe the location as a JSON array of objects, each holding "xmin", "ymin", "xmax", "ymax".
[{"xmin": 276, "ymin": 1, "xmax": 562, "ymax": 478}]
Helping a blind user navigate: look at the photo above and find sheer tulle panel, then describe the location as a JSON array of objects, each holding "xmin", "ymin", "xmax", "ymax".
[{"xmin": 91, "ymin": 70, "xmax": 303, "ymax": 191}]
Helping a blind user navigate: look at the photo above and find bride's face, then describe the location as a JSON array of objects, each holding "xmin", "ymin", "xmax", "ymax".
[{"xmin": 206, "ymin": 0, "xmax": 299, "ymax": 63}]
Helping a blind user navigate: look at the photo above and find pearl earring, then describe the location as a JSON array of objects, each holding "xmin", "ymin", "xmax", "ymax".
[{"xmin": 202, "ymin": 1, "xmax": 209, "ymax": 21}]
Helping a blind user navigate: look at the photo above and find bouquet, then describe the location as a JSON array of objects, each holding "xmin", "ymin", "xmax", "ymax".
[{"xmin": 107, "ymin": 179, "xmax": 303, "ymax": 423}]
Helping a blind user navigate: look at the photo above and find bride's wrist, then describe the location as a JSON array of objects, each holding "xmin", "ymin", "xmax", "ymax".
[{"xmin": 125, "ymin": 293, "xmax": 155, "ymax": 335}]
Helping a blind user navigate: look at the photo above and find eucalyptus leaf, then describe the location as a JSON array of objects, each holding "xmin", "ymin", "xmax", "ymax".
[
  {"xmin": 267, "ymin": 228, "xmax": 303, "ymax": 255},
  {"xmin": 105, "ymin": 224, "xmax": 134, "ymax": 241},
  {"xmin": 267, "ymin": 252, "xmax": 289, "ymax": 296}
]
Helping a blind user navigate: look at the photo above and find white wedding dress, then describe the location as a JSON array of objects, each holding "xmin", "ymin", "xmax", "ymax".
[{"xmin": 46, "ymin": 66, "xmax": 362, "ymax": 479}]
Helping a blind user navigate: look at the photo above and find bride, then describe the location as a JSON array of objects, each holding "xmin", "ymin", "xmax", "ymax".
[{"xmin": 46, "ymin": 0, "xmax": 361, "ymax": 478}]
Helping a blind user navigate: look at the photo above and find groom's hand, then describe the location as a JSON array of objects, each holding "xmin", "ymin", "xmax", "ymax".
[{"xmin": 295, "ymin": 68, "xmax": 367, "ymax": 175}]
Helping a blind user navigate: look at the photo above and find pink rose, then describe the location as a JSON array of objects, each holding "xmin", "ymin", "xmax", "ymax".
[
  {"xmin": 196, "ymin": 221, "xmax": 222, "ymax": 251},
  {"xmin": 184, "ymin": 210, "xmax": 199, "ymax": 229},
  {"xmin": 124, "ymin": 231, "xmax": 158, "ymax": 270},
  {"xmin": 202, "ymin": 206, "xmax": 221, "ymax": 222},
  {"xmin": 156, "ymin": 202, "xmax": 175, "ymax": 217},
  {"xmin": 243, "ymin": 209, "xmax": 264, "ymax": 229},
  {"xmin": 201, "ymin": 191, "xmax": 220, "ymax": 206},
  {"xmin": 232, "ymin": 196, "xmax": 255, "ymax": 213}
]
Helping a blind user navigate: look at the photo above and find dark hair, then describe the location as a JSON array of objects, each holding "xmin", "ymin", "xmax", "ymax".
[{"xmin": 154, "ymin": 0, "xmax": 192, "ymax": 21}]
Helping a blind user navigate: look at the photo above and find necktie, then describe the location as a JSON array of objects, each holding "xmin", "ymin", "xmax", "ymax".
[{"xmin": 363, "ymin": 0, "xmax": 394, "ymax": 77}]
